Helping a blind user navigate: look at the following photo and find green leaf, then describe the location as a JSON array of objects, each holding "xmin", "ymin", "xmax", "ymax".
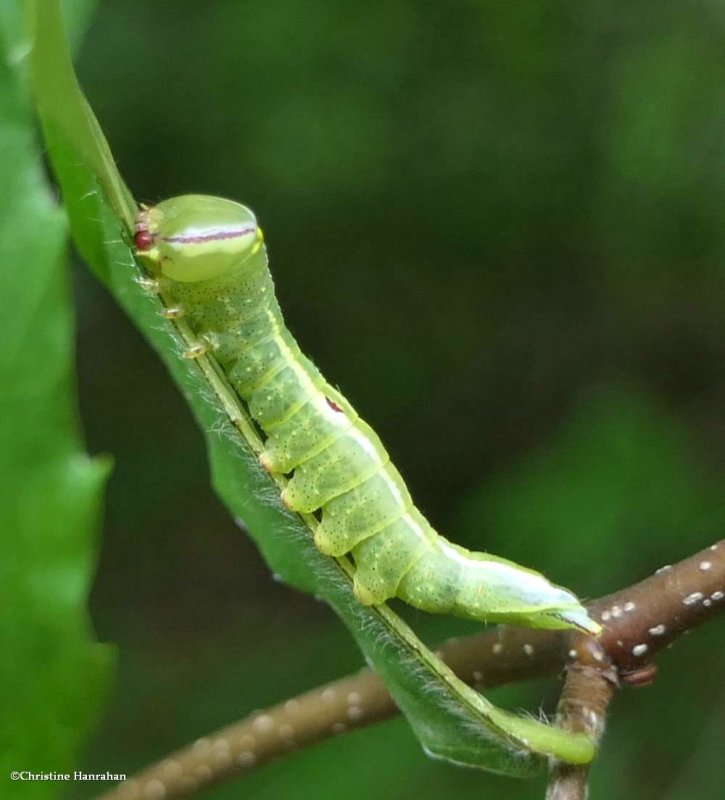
[
  {"xmin": 0, "ymin": 5, "xmax": 112, "ymax": 798},
  {"xmin": 25, "ymin": 0, "xmax": 596, "ymax": 775}
]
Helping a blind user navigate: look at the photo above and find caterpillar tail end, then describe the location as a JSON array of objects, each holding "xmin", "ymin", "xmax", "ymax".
[{"xmin": 552, "ymin": 607, "xmax": 602, "ymax": 637}]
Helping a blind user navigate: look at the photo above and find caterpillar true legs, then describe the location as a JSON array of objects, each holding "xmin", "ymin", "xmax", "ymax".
[{"xmin": 134, "ymin": 195, "xmax": 600, "ymax": 637}]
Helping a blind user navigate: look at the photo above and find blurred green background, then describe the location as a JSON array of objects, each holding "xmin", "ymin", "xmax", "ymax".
[{"xmin": 56, "ymin": 0, "xmax": 725, "ymax": 797}]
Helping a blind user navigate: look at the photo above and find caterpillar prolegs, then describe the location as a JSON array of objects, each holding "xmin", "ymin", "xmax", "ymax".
[{"xmin": 134, "ymin": 195, "xmax": 600, "ymax": 637}]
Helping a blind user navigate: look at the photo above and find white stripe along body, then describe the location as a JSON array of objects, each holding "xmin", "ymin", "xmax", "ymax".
[{"xmin": 135, "ymin": 195, "xmax": 600, "ymax": 636}]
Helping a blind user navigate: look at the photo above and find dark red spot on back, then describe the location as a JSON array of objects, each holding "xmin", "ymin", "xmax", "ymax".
[{"xmin": 326, "ymin": 397, "xmax": 343, "ymax": 413}]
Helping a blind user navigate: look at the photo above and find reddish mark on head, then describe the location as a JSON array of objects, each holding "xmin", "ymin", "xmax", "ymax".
[
  {"xmin": 134, "ymin": 229, "xmax": 154, "ymax": 251},
  {"xmin": 134, "ymin": 207, "xmax": 155, "ymax": 251},
  {"xmin": 161, "ymin": 227, "xmax": 256, "ymax": 245},
  {"xmin": 326, "ymin": 397, "xmax": 344, "ymax": 413}
]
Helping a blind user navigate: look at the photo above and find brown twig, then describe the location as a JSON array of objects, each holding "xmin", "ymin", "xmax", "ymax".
[
  {"xmin": 97, "ymin": 540, "xmax": 725, "ymax": 800},
  {"xmin": 545, "ymin": 635, "xmax": 617, "ymax": 800}
]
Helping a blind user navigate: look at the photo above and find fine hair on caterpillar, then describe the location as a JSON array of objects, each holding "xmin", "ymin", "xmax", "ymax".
[{"xmin": 134, "ymin": 194, "xmax": 601, "ymax": 639}]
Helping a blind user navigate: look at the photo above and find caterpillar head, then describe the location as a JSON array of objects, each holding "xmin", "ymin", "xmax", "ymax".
[{"xmin": 134, "ymin": 194, "xmax": 264, "ymax": 282}]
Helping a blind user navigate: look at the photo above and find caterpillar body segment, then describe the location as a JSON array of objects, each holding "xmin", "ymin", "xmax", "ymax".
[{"xmin": 135, "ymin": 195, "xmax": 600, "ymax": 637}]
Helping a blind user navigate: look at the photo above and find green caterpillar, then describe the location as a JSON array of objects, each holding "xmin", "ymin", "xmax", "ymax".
[{"xmin": 134, "ymin": 194, "xmax": 600, "ymax": 637}]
